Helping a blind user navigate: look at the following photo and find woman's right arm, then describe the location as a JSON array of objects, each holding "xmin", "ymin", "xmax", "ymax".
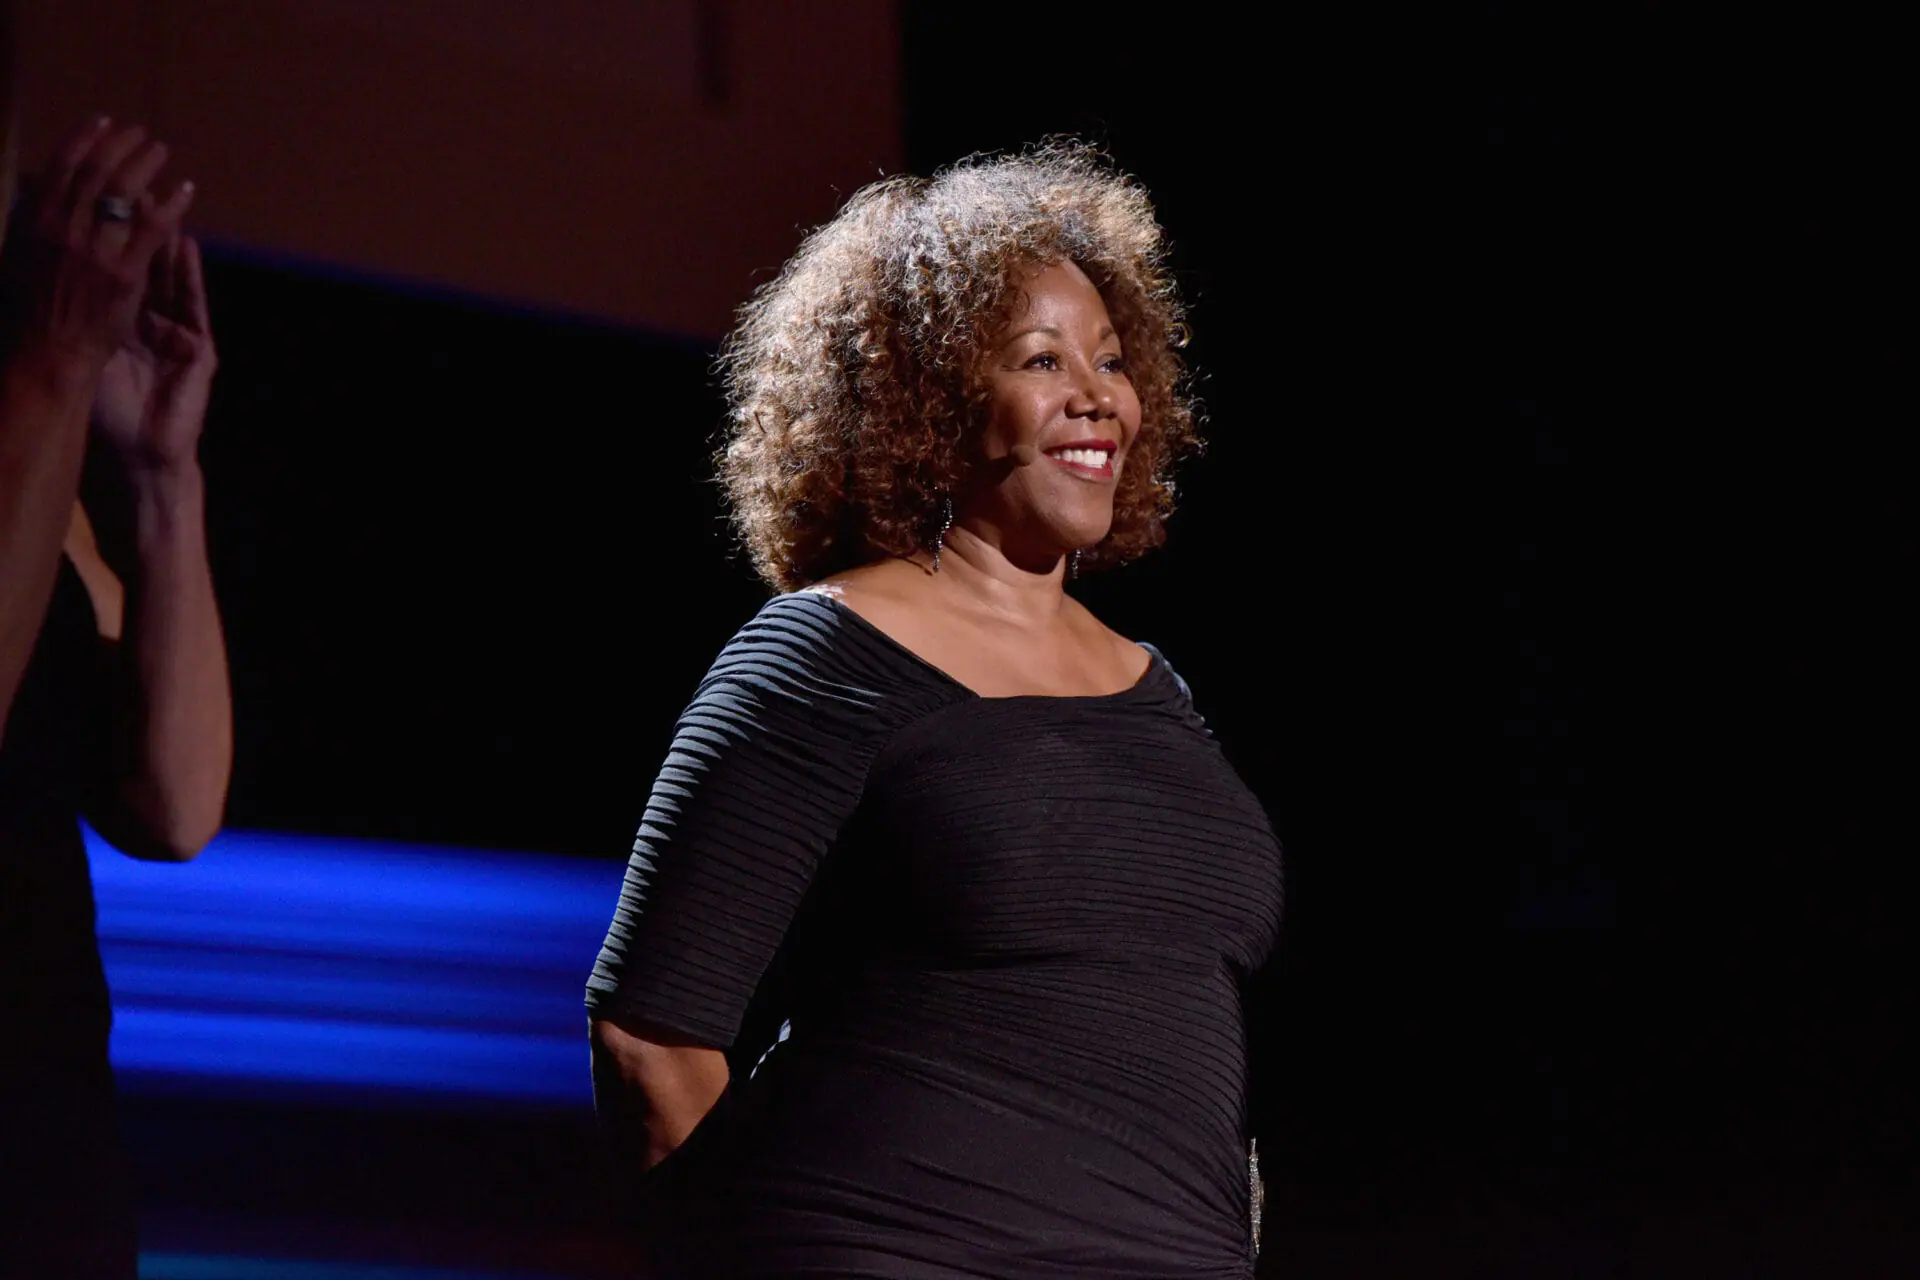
[
  {"xmin": 0, "ymin": 341, "xmax": 92, "ymax": 727},
  {"xmin": 590, "ymin": 1017, "xmax": 730, "ymax": 1176},
  {"xmin": 584, "ymin": 596, "xmax": 912, "ymax": 1184},
  {"xmin": 1, "ymin": 117, "xmax": 192, "ymax": 735}
]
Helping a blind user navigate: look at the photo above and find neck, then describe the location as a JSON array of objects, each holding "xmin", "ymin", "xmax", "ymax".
[{"xmin": 928, "ymin": 524, "xmax": 1071, "ymax": 628}]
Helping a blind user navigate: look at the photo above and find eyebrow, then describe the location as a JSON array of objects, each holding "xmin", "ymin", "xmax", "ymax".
[{"xmin": 1001, "ymin": 323, "xmax": 1118, "ymax": 345}]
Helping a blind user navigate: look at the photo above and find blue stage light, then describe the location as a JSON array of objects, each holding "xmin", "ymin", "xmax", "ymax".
[
  {"xmin": 140, "ymin": 1254, "xmax": 570, "ymax": 1280},
  {"xmin": 87, "ymin": 828, "xmax": 625, "ymax": 1107}
]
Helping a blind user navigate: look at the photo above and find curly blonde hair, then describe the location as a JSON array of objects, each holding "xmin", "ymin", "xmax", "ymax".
[{"xmin": 717, "ymin": 142, "xmax": 1200, "ymax": 592}]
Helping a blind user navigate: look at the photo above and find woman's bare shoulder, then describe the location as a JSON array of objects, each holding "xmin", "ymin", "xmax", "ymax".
[
  {"xmin": 801, "ymin": 560, "xmax": 933, "ymax": 625},
  {"xmin": 1064, "ymin": 597, "xmax": 1154, "ymax": 687}
]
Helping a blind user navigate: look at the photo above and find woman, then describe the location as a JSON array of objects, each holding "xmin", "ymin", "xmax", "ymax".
[
  {"xmin": 1, "ymin": 116, "xmax": 230, "ymax": 1279},
  {"xmin": 588, "ymin": 144, "xmax": 1281, "ymax": 1278}
]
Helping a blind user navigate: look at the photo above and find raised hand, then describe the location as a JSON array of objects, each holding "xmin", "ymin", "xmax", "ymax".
[
  {"xmin": 0, "ymin": 118, "xmax": 195, "ymax": 381},
  {"xmin": 92, "ymin": 234, "xmax": 218, "ymax": 471}
]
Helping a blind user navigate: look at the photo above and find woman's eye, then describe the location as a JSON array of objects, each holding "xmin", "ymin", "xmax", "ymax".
[
  {"xmin": 1100, "ymin": 355, "xmax": 1128, "ymax": 374},
  {"xmin": 1024, "ymin": 353, "xmax": 1059, "ymax": 371}
]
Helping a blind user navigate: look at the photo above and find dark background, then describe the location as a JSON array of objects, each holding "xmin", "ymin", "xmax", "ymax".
[{"xmin": 125, "ymin": 7, "xmax": 1910, "ymax": 1277}]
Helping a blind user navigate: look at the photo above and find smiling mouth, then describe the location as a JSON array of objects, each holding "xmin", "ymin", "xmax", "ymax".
[{"xmin": 1045, "ymin": 442, "xmax": 1118, "ymax": 480}]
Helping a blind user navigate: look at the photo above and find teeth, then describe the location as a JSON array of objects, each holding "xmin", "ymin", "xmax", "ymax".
[{"xmin": 1050, "ymin": 448, "xmax": 1109, "ymax": 468}]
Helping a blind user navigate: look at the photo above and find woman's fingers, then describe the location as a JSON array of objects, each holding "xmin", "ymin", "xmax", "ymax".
[
  {"xmin": 43, "ymin": 116, "xmax": 114, "ymax": 213},
  {"xmin": 7, "ymin": 118, "xmax": 204, "ymax": 360},
  {"xmin": 36, "ymin": 120, "xmax": 181, "ymax": 269},
  {"xmin": 65, "ymin": 123, "xmax": 149, "ymax": 238},
  {"xmin": 143, "ymin": 220, "xmax": 179, "ymax": 315},
  {"xmin": 110, "ymin": 139, "xmax": 172, "ymax": 211},
  {"xmin": 89, "ymin": 140, "xmax": 171, "ymax": 258},
  {"xmin": 125, "ymin": 179, "xmax": 195, "ymax": 271},
  {"xmin": 180, "ymin": 237, "xmax": 210, "ymax": 334}
]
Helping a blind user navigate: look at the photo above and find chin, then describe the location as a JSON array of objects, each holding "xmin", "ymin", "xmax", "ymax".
[{"xmin": 1048, "ymin": 511, "xmax": 1114, "ymax": 555}]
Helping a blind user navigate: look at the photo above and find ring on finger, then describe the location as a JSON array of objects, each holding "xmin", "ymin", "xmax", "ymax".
[{"xmin": 94, "ymin": 194, "xmax": 137, "ymax": 224}]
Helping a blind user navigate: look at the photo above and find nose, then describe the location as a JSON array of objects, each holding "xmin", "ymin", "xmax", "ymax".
[{"xmin": 1066, "ymin": 376, "xmax": 1117, "ymax": 421}]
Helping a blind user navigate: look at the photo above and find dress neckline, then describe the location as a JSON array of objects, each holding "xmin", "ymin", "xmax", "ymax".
[{"xmin": 800, "ymin": 592, "xmax": 1164, "ymax": 703}]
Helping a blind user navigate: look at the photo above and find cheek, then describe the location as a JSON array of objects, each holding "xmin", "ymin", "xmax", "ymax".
[
  {"xmin": 992, "ymin": 391, "xmax": 1053, "ymax": 445},
  {"xmin": 1119, "ymin": 388, "xmax": 1145, "ymax": 444}
]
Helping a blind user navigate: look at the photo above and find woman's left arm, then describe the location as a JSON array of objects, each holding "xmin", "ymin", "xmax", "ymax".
[
  {"xmin": 87, "ymin": 462, "xmax": 230, "ymax": 861},
  {"xmin": 84, "ymin": 234, "xmax": 230, "ymax": 862}
]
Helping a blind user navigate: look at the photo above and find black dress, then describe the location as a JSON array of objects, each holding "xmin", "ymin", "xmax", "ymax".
[
  {"xmin": 0, "ymin": 560, "xmax": 139, "ymax": 1280},
  {"xmin": 588, "ymin": 593, "xmax": 1282, "ymax": 1279}
]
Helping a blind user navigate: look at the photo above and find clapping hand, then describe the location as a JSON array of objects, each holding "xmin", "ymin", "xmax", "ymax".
[
  {"xmin": 0, "ymin": 117, "xmax": 195, "ymax": 382},
  {"xmin": 91, "ymin": 233, "xmax": 217, "ymax": 472}
]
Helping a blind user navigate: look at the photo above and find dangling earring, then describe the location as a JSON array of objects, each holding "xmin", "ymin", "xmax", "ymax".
[
  {"xmin": 1069, "ymin": 549, "xmax": 1082, "ymax": 580},
  {"xmin": 929, "ymin": 497, "xmax": 954, "ymax": 572}
]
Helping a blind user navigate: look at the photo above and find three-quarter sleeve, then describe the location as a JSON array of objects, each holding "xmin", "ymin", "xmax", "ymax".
[{"xmin": 585, "ymin": 595, "xmax": 919, "ymax": 1048}]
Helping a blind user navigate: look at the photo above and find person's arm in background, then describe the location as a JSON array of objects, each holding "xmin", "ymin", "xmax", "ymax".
[
  {"xmin": 0, "ymin": 313, "xmax": 93, "ymax": 725},
  {"xmin": 78, "ymin": 229, "xmax": 229, "ymax": 862},
  {"xmin": 0, "ymin": 0, "xmax": 97, "ymax": 735},
  {"xmin": 1, "ymin": 117, "xmax": 193, "ymax": 741}
]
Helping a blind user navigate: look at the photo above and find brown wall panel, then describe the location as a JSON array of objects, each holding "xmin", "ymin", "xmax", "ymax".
[{"xmin": 12, "ymin": 0, "xmax": 900, "ymax": 337}]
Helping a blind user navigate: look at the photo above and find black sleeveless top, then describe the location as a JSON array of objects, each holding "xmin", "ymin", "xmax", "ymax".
[
  {"xmin": 588, "ymin": 593, "xmax": 1283, "ymax": 1278},
  {"xmin": 0, "ymin": 559, "xmax": 113, "ymax": 1082}
]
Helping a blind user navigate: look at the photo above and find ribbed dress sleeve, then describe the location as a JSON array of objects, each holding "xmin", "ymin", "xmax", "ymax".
[{"xmin": 584, "ymin": 594, "xmax": 914, "ymax": 1048}]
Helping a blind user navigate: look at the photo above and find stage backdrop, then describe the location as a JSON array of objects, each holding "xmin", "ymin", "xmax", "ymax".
[{"xmin": 9, "ymin": 0, "xmax": 901, "ymax": 338}]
